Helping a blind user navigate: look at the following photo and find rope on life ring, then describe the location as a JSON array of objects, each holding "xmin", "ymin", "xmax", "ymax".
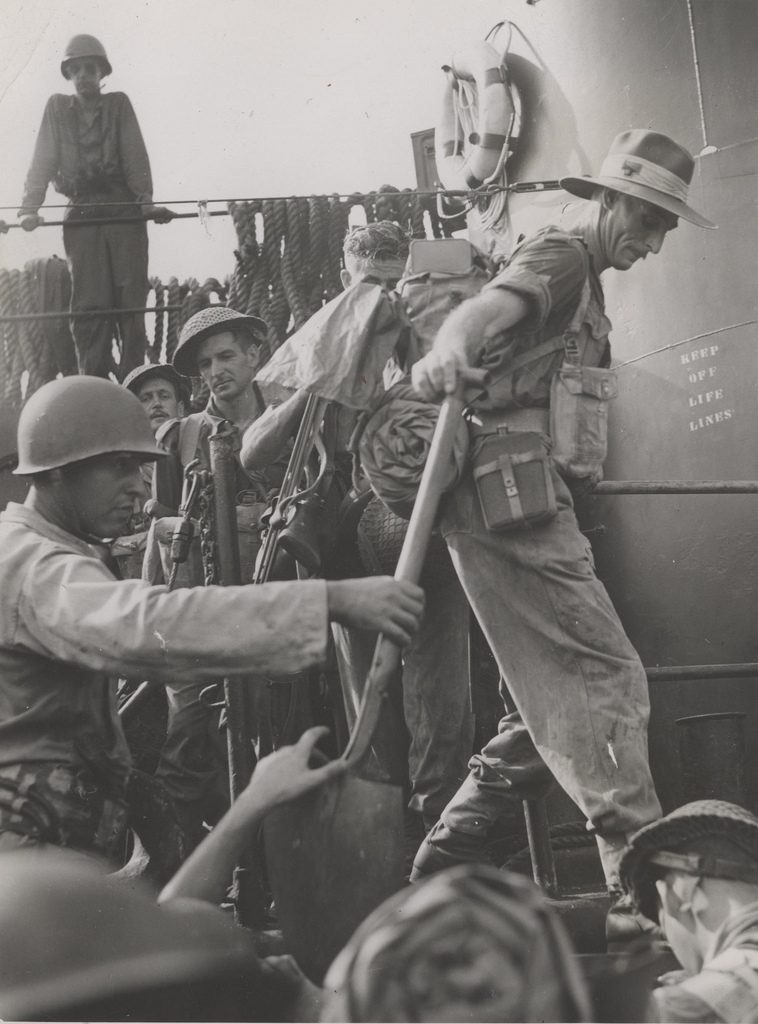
[{"xmin": 435, "ymin": 40, "xmax": 516, "ymax": 194}]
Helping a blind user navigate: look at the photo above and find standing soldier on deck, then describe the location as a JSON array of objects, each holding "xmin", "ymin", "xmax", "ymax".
[
  {"xmin": 410, "ymin": 131, "xmax": 716, "ymax": 941},
  {"xmin": 17, "ymin": 34, "xmax": 173, "ymax": 380}
]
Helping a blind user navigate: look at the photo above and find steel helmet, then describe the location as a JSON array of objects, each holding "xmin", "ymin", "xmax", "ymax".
[
  {"xmin": 61, "ymin": 34, "xmax": 112, "ymax": 78},
  {"xmin": 14, "ymin": 375, "xmax": 165, "ymax": 475},
  {"xmin": 122, "ymin": 362, "xmax": 192, "ymax": 409},
  {"xmin": 0, "ymin": 850, "xmax": 257, "ymax": 1021},
  {"xmin": 620, "ymin": 800, "xmax": 758, "ymax": 922},
  {"xmin": 173, "ymin": 306, "xmax": 267, "ymax": 376}
]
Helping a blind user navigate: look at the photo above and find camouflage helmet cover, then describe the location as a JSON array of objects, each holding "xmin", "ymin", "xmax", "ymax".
[
  {"xmin": 620, "ymin": 800, "xmax": 758, "ymax": 921},
  {"xmin": 172, "ymin": 306, "xmax": 267, "ymax": 376}
]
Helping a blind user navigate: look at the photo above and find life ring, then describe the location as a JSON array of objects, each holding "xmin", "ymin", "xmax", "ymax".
[{"xmin": 435, "ymin": 40, "xmax": 515, "ymax": 191}]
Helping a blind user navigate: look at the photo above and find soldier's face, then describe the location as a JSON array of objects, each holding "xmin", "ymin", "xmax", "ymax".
[
  {"xmin": 135, "ymin": 380, "xmax": 185, "ymax": 434},
  {"xmin": 195, "ymin": 331, "xmax": 260, "ymax": 402},
  {"xmin": 655, "ymin": 876, "xmax": 702, "ymax": 975},
  {"xmin": 604, "ymin": 193, "xmax": 678, "ymax": 270},
  {"xmin": 61, "ymin": 452, "xmax": 147, "ymax": 538},
  {"xmin": 67, "ymin": 59, "xmax": 104, "ymax": 99}
]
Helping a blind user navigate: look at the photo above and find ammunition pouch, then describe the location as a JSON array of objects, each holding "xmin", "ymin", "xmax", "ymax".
[{"xmin": 550, "ymin": 364, "xmax": 618, "ymax": 480}]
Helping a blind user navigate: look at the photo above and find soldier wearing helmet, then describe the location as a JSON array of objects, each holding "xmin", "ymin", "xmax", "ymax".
[
  {"xmin": 620, "ymin": 801, "xmax": 758, "ymax": 1023},
  {"xmin": 146, "ymin": 307, "xmax": 295, "ymax": 839},
  {"xmin": 123, "ymin": 363, "xmax": 191, "ymax": 437},
  {"xmin": 153, "ymin": 306, "xmax": 290, "ymax": 516},
  {"xmin": 0, "ymin": 376, "xmax": 424, "ymax": 862},
  {"xmin": 110, "ymin": 364, "xmax": 191, "ymax": 578},
  {"xmin": 17, "ymin": 34, "xmax": 174, "ymax": 381}
]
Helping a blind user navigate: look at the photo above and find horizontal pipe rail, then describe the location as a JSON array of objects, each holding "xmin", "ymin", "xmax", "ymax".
[
  {"xmin": 592, "ymin": 481, "xmax": 758, "ymax": 494},
  {"xmin": 0, "ymin": 305, "xmax": 183, "ymax": 323},
  {"xmin": 0, "ymin": 180, "xmax": 564, "ymax": 213},
  {"xmin": 3, "ymin": 210, "xmax": 229, "ymax": 230},
  {"xmin": 646, "ymin": 663, "xmax": 758, "ymax": 681}
]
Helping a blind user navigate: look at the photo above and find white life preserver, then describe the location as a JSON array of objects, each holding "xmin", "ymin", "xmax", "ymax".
[{"xmin": 435, "ymin": 40, "xmax": 515, "ymax": 191}]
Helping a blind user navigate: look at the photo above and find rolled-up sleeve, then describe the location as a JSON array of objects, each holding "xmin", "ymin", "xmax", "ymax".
[
  {"xmin": 15, "ymin": 549, "xmax": 328, "ymax": 682},
  {"xmin": 484, "ymin": 236, "xmax": 587, "ymax": 332}
]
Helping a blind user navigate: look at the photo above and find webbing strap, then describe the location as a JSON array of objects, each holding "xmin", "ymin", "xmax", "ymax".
[
  {"xmin": 500, "ymin": 454, "xmax": 524, "ymax": 523},
  {"xmin": 476, "ymin": 132, "xmax": 508, "ymax": 151},
  {"xmin": 474, "ymin": 453, "xmax": 524, "ymax": 524},
  {"xmin": 650, "ymin": 851, "xmax": 758, "ymax": 887},
  {"xmin": 562, "ymin": 278, "xmax": 592, "ymax": 367},
  {"xmin": 478, "ymin": 270, "xmax": 593, "ymax": 399},
  {"xmin": 179, "ymin": 414, "xmax": 204, "ymax": 469}
]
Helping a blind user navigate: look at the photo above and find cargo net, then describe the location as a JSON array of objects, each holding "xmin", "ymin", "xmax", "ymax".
[
  {"xmin": 0, "ymin": 260, "xmax": 225, "ymax": 408},
  {"xmin": 357, "ymin": 495, "xmax": 459, "ymax": 589},
  {"xmin": 0, "ymin": 185, "xmax": 450, "ymax": 406}
]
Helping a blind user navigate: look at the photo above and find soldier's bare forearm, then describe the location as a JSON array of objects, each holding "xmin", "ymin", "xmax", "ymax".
[
  {"xmin": 413, "ymin": 290, "xmax": 531, "ymax": 399},
  {"xmin": 434, "ymin": 289, "xmax": 530, "ymax": 362},
  {"xmin": 241, "ymin": 388, "xmax": 309, "ymax": 471}
]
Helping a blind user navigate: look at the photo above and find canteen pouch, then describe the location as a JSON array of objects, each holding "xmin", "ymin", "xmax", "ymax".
[
  {"xmin": 471, "ymin": 432, "xmax": 557, "ymax": 532},
  {"xmin": 550, "ymin": 365, "xmax": 618, "ymax": 479}
]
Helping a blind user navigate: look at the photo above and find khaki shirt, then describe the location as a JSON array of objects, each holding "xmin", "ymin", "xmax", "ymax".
[{"xmin": 474, "ymin": 225, "xmax": 611, "ymax": 414}]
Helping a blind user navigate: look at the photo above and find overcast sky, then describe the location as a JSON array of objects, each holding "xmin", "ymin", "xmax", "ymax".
[{"xmin": 0, "ymin": 0, "xmax": 521, "ymax": 284}]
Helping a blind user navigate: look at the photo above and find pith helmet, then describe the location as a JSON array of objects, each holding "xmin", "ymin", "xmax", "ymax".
[
  {"xmin": 0, "ymin": 851, "xmax": 257, "ymax": 1021},
  {"xmin": 620, "ymin": 800, "xmax": 758, "ymax": 922},
  {"xmin": 61, "ymin": 34, "xmax": 112, "ymax": 78},
  {"xmin": 560, "ymin": 129, "xmax": 716, "ymax": 229},
  {"xmin": 173, "ymin": 306, "xmax": 267, "ymax": 376},
  {"xmin": 122, "ymin": 362, "xmax": 191, "ymax": 408},
  {"xmin": 14, "ymin": 375, "xmax": 164, "ymax": 475}
]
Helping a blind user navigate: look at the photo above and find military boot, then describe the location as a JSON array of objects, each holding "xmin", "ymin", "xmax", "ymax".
[{"xmin": 409, "ymin": 770, "xmax": 504, "ymax": 881}]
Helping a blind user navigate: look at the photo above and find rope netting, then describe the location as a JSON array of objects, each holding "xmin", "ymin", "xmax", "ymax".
[
  {"xmin": 0, "ymin": 267, "xmax": 226, "ymax": 405},
  {"xmin": 225, "ymin": 185, "xmax": 447, "ymax": 361},
  {"xmin": 0, "ymin": 185, "xmax": 448, "ymax": 405}
]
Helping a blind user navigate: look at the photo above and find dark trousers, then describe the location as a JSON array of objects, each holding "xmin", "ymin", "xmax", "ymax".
[{"xmin": 63, "ymin": 214, "xmax": 149, "ymax": 380}]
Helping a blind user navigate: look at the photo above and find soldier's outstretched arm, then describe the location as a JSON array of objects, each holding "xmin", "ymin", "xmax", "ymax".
[
  {"xmin": 412, "ymin": 289, "xmax": 530, "ymax": 400},
  {"xmin": 326, "ymin": 577, "xmax": 425, "ymax": 647},
  {"xmin": 13, "ymin": 550, "xmax": 423, "ymax": 684}
]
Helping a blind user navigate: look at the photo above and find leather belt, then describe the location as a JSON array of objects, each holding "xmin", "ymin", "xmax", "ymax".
[{"xmin": 466, "ymin": 407, "xmax": 550, "ymax": 438}]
